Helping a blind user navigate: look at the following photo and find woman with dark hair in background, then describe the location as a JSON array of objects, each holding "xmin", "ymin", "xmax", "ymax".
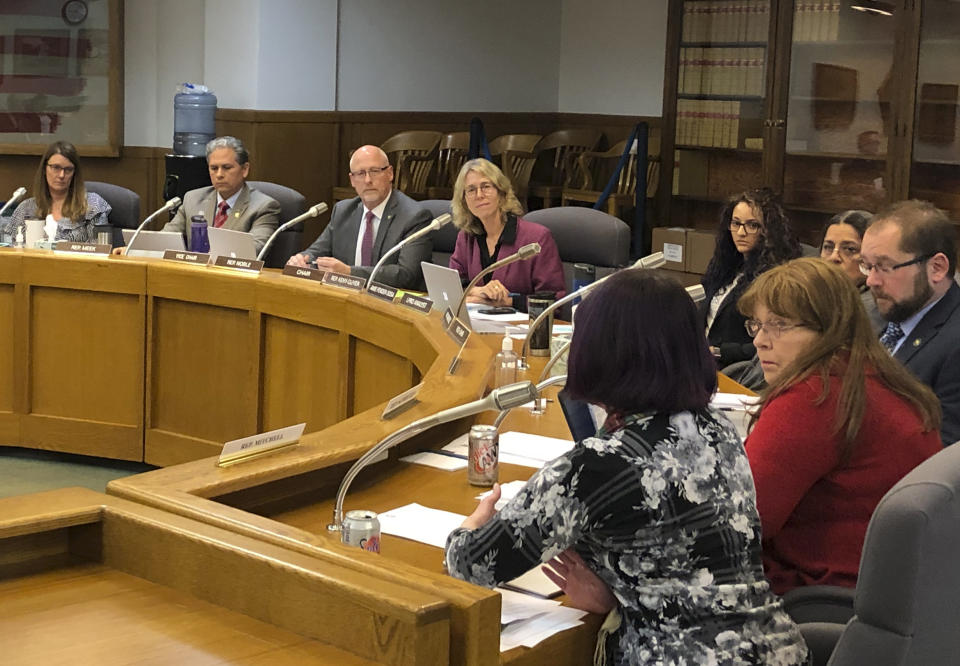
[
  {"xmin": 701, "ymin": 188, "xmax": 800, "ymax": 369},
  {"xmin": 4, "ymin": 140, "xmax": 110, "ymax": 243},
  {"xmin": 819, "ymin": 209, "xmax": 885, "ymax": 334},
  {"xmin": 445, "ymin": 270, "xmax": 808, "ymax": 665}
]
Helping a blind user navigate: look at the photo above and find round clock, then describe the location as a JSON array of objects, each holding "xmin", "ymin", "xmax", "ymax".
[{"xmin": 62, "ymin": 0, "xmax": 88, "ymax": 25}]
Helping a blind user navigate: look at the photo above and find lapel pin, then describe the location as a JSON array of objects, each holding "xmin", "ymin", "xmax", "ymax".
[
  {"xmin": 234, "ymin": 212, "xmax": 240, "ymax": 218},
  {"xmin": 913, "ymin": 338, "xmax": 921, "ymax": 347}
]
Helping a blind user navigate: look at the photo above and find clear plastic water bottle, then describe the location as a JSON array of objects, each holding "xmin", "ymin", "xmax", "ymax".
[
  {"xmin": 173, "ymin": 83, "xmax": 217, "ymax": 157},
  {"xmin": 190, "ymin": 213, "xmax": 210, "ymax": 253}
]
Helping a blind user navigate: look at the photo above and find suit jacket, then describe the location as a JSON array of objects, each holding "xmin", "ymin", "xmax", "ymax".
[
  {"xmin": 700, "ymin": 283, "xmax": 755, "ymax": 368},
  {"xmin": 163, "ymin": 184, "xmax": 280, "ymax": 252},
  {"xmin": 301, "ymin": 189, "xmax": 432, "ymax": 291},
  {"xmin": 893, "ymin": 281, "xmax": 960, "ymax": 445}
]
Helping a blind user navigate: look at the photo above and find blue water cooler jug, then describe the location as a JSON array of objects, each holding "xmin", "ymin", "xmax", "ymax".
[{"xmin": 173, "ymin": 83, "xmax": 217, "ymax": 157}]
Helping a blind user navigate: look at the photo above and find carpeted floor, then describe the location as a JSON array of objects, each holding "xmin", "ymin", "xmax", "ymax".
[{"xmin": 0, "ymin": 446, "xmax": 155, "ymax": 499}]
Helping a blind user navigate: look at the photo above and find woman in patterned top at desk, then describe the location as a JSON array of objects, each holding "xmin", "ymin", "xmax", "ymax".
[
  {"xmin": 700, "ymin": 188, "xmax": 800, "ymax": 369},
  {"xmin": 4, "ymin": 141, "xmax": 111, "ymax": 244},
  {"xmin": 445, "ymin": 270, "xmax": 808, "ymax": 666},
  {"xmin": 448, "ymin": 158, "xmax": 565, "ymax": 311}
]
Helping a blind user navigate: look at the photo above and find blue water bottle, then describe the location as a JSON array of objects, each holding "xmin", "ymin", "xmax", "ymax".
[{"xmin": 190, "ymin": 213, "xmax": 210, "ymax": 253}]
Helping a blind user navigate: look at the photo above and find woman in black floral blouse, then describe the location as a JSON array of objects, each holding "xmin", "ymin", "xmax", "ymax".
[{"xmin": 445, "ymin": 270, "xmax": 808, "ymax": 666}]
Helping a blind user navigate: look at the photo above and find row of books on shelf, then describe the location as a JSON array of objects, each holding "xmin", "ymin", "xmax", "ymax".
[
  {"xmin": 793, "ymin": 1, "xmax": 841, "ymax": 43},
  {"xmin": 675, "ymin": 99, "xmax": 743, "ymax": 149},
  {"xmin": 678, "ymin": 47, "xmax": 766, "ymax": 97},
  {"xmin": 682, "ymin": 0, "xmax": 770, "ymax": 44}
]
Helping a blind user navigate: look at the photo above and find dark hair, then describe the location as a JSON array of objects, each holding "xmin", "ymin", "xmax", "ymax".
[
  {"xmin": 701, "ymin": 188, "xmax": 801, "ymax": 303},
  {"xmin": 33, "ymin": 140, "xmax": 87, "ymax": 223},
  {"xmin": 566, "ymin": 269, "xmax": 717, "ymax": 414},
  {"xmin": 872, "ymin": 199, "xmax": 957, "ymax": 278},
  {"xmin": 818, "ymin": 209, "xmax": 873, "ymax": 248}
]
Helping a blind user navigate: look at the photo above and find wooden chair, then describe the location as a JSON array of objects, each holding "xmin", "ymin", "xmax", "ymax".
[
  {"xmin": 425, "ymin": 131, "xmax": 469, "ymax": 200},
  {"xmin": 562, "ymin": 137, "xmax": 661, "ymax": 222},
  {"xmin": 527, "ymin": 129, "xmax": 603, "ymax": 208},
  {"xmin": 332, "ymin": 130, "xmax": 442, "ymax": 202},
  {"xmin": 488, "ymin": 133, "xmax": 542, "ymax": 207}
]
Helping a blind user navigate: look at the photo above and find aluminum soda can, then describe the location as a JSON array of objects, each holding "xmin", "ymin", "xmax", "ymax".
[
  {"xmin": 341, "ymin": 509, "xmax": 381, "ymax": 553},
  {"xmin": 468, "ymin": 425, "xmax": 499, "ymax": 486}
]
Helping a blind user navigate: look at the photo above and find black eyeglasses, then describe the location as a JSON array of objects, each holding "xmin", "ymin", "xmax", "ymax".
[
  {"xmin": 729, "ymin": 220, "xmax": 762, "ymax": 234},
  {"xmin": 858, "ymin": 253, "xmax": 934, "ymax": 277},
  {"xmin": 349, "ymin": 165, "xmax": 390, "ymax": 179}
]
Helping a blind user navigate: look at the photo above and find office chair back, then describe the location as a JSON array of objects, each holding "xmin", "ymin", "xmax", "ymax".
[
  {"xmin": 247, "ymin": 181, "xmax": 306, "ymax": 268},
  {"xmin": 85, "ymin": 181, "xmax": 141, "ymax": 246},
  {"xmin": 420, "ymin": 199, "xmax": 458, "ymax": 267}
]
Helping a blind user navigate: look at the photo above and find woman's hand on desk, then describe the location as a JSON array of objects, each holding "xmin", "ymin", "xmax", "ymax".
[
  {"xmin": 111, "ymin": 246, "xmax": 126, "ymax": 256},
  {"xmin": 542, "ymin": 549, "xmax": 617, "ymax": 615},
  {"xmin": 466, "ymin": 280, "xmax": 511, "ymax": 307},
  {"xmin": 460, "ymin": 482, "xmax": 500, "ymax": 530}
]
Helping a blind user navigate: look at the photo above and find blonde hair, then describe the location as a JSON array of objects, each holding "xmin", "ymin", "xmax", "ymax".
[
  {"xmin": 451, "ymin": 158, "xmax": 523, "ymax": 234},
  {"xmin": 739, "ymin": 257, "xmax": 940, "ymax": 461}
]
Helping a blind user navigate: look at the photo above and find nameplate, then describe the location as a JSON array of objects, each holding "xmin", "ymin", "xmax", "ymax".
[
  {"xmin": 322, "ymin": 271, "xmax": 366, "ymax": 291},
  {"xmin": 218, "ymin": 422, "xmax": 307, "ymax": 467},
  {"xmin": 442, "ymin": 308, "xmax": 455, "ymax": 328},
  {"xmin": 282, "ymin": 264, "xmax": 325, "ymax": 282},
  {"xmin": 213, "ymin": 255, "xmax": 264, "ymax": 273},
  {"xmin": 399, "ymin": 293, "xmax": 433, "ymax": 315},
  {"xmin": 446, "ymin": 315, "xmax": 471, "ymax": 346},
  {"xmin": 367, "ymin": 281, "xmax": 398, "ymax": 303},
  {"xmin": 54, "ymin": 241, "xmax": 112, "ymax": 255},
  {"xmin": 163, "ymin": 249, "xmax": 210, "ymax": 265},
  {"xmin": 381, "ymin": 382, "xmax": 423, "ymax": 420}
]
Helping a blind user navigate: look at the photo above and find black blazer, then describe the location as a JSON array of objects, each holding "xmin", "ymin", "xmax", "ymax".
[
  {"xmin": 893, "ymin": 281, "xmax": 960, "ymax": 445},
  {"xmin": 700, "ymin": 282, "xmax": 755, "ymax": 368}
]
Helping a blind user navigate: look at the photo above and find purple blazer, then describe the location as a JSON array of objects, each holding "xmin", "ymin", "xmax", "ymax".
[{"xmin": 449, "ymin": 216, "xmax": 566, "ymax": 308}]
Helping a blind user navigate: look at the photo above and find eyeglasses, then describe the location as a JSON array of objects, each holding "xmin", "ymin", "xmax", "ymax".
[
  {"xmin": 729, "ymin": 220, "xmax": 762, "ymax": 234},
  {"xmin": 46, "ymin": 163, "xmax": 75, "ymax": 176},
  {"xmin": 821, "ymin": 241, "xmax": 861, "ymax": 258},
  {"xmin": 349, "ymin": 165, "xmax": 390, "ymax": 179},
  {"xmin": 465, "ymin": 182, "xmax": 497, "ymax": 198},
  {"xmin": 744, "ymin": 319, "xmax": 808, "ymax": 338},
  {"xmin": 858, "ymin": 253, "xmax": 933, "ymax": 277}
]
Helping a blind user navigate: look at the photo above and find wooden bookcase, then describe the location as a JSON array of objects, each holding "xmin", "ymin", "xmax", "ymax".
[{"xmin": 659, "ymin": 0, "xmax": 960, "ymax": 244}]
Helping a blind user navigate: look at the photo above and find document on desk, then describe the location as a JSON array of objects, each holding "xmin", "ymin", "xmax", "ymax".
[
  {"xmin": 399, "ymin": 451, "xmax": 468, "ymax": 470},
  {"xmin": 442, "ymin": 431, "xmax": 575, "ymax": 469},
  {"xmin": 378, "ymin": 503, "xmax": 466, "ymax": 548},
  {"xmin": 711, "ymin": 392, "xmax": 760, "ymax": 440},
  {"xmin": 500, "ymin": 605, "xmax": 589, "ymax": 651}
]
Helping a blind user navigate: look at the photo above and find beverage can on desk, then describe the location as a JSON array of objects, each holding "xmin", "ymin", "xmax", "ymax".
[
  {"xmin": 341, "ymin": 509, "xmax": 381, "ymax": 553},
  {"xmin": 468, "ymin": 424, "xmax": 499, "ymax": 486}
]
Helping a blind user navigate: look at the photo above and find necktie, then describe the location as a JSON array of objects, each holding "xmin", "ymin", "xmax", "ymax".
[
  {"xmin": 214, "ymin": 200, "xmax": 229, "ymax": 228},
  {"xmin": 880, "ymin": 321, "xmax": 905, "ymax": 353},
  {"xmin": 360, "ymin": 210, "xmax": 375, "ymax": 266}
]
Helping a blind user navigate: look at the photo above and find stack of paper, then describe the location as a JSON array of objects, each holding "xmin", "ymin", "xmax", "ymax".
[
  {"xmin": 711, "ymin": 392, "xmax": 759, "ymax": 440},
  {"xmin": 442, "ymin": 431, "xmax": 574, "ymax": 469}
]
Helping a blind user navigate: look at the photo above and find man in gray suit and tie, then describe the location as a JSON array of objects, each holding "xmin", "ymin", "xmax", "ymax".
[
  {"xmin": 861, "ymin": 199, "xmax": 960, "ymax": 445},
  {"xmin": 162, "ymin": 136, "xmax": 280, "ymax": 253},
  {"xmin": 287, "ymin": 145, "xmax": 432, "ymax": 290}
]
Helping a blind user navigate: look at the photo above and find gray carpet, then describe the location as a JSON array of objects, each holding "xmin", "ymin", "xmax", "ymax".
[{"xmin": 0, "ymin": 446, "xmax": 155, "ymax": 499}]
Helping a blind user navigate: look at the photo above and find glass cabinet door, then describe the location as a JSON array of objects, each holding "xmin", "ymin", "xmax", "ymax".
[
  {"xmin": 908, "ymin": 0, "xmax": 960, "ymax": 222},
  {"xmin": 671, "ymin": 0, "xmax": 772, "ymax": 225},
  {"xmin": 782, "ymin": 1, "xmax": 897, "ymax": 220}
]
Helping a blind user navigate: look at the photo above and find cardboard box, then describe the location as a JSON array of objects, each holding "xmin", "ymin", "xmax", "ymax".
[
  {"xmin": 653, "ymin": 268, "xmax": 703, "ymax": 289},
  {"xmin": 686, "ymin": 229, "xmax": 716, "ymax": 275},
  {"xmin": 651, "ymin": 227, "xmax": 688, "ymax": 271}
]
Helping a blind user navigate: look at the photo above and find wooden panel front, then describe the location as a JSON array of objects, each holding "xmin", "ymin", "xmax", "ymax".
[
  {"xmin": 0, "ymin": 282, "xmax": 17, "ymax": 441},
  {"xmin": 261, "ymin": 315, "xmax": 343, "ymax": 433},
  {"xmin": 352, "ymin": 338, "xmax": 416, "ymax": 415}
]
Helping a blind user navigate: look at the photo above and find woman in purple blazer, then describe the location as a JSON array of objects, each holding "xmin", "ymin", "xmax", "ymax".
[{"xmin": 449, "ymin": 158, "xmax": 565, "ymax": 311}]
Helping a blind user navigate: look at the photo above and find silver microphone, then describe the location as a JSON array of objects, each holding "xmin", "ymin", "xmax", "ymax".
[
  {"xmin": 518, "ymin": 251, "xmax": 666, "ymax": 367},
  {"xmin": 124, "ymin": 197, "xmax": 182, "ymax": 252},
  {"xmin": 365, "ymin": 212, "xmax": 452, "ymax": 290},
  {"xmin": 451, "ymin": 242, "xmax": 541, "ymax": 326},
  {"xmin": 328, "ymin": 380, "xmax": 538, "ymax": 531},
  {"xmin": 257, "ymin": 202, "xmax": 328, "ymax": 261},
  {"xmin": 0, "ymin": 186, "xmax": 27, "ymax": 217}
]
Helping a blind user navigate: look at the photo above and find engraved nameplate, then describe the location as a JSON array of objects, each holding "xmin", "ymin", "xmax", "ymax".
[
  {"xmin": 54, "ymin": 241, "xmax": 112, "ymax": 255},
  {"xmin": 399, "ymin": 293, "xmax": 433, "ymax": 314},
  {"xmin": 213, "ymin": 255, "xmax": 264, "ymax": 272},
  {"xmin": 218, "ymin": 422, "xmax": 307, "ymax": 467},
  {"xmin": 381, "ymin": 382, "xmax": 423, "ymax": 420},
  {"xmin": 163, "ymin": 249, "xmax": 210, "ymax": 264},
  {"xmin": 367, "ymin": 281, "xmax": 398, "ymax": 303},
  {"xmin": 282, "ymin": 264, "xmax": 326, "ymax": 281},
  {"xmin": 322, "ymin": 271, "xmax": 366, "ymax": 291},
  {"xmin": 446, "ymin": 316, "xmax": 471, "ymax": 346}
]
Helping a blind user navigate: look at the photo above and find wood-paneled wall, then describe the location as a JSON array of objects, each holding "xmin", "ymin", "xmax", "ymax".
[{"xmin": 1, "ymin": 111, "xmax": 660, "ymax": 249}]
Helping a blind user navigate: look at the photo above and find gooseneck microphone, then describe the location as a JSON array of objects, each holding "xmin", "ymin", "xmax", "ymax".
[
  {"xmin": 365, "ymin": 212, "xmax": 452, "ymax": 291},
  {"xmin": 256, "ymin": 202, "xmax": 328, "ymax": 261},
  {"xmin": 124, "ymin": 197, "xmax": 183, "ymax": 253},
  {"xmin": 0, "ymin": 186, "xmax": 26, "ymax": 217},
  {"xmin": 492, "ymin": 374, "xmax": 567, "ymax": 430},
  {"xmin": 450, "ymin": 242, "xmax": 541, "ymax": 326},
  {"xmin": 328, "ymin": 380, "xmax": 539, "ymax": 532},
  {"xmin": 518, "ymin": 251, "xmax": 667, "ymax": 367}
]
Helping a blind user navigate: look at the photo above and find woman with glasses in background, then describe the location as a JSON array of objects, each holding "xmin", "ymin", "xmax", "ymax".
[
  {"xmin": 739, "ymin": 257, "xmax": 940, "ymax": 594},
  {"xmin": 3, "ymin": 141, "xmax": 110, "ymax": 243},
  {"xmin": 819, "ymin": 209, "xmax": 885, "ymax": 334},
  {"xmin": 700, "ymin": 188, "xmax": 800, "ymax": 369},
  {"xmin": 449, "ymin": 158, "xmax": 564, "ymax": 310}
]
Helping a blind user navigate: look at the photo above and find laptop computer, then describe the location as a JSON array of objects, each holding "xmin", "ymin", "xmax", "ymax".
[
  {"xmin": 121, "ymin": 229, "xmax": 186, "ymax": 258},
  {"xmin": 207, "ymin": 226, "xmax": 257, "ymax": 260},
  {"xmin": 421, "ymin": 262, "xmax": 470, "ymax": 322}
]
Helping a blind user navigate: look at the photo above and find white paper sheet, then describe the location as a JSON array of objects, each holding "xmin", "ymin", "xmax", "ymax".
[
  {"xmin": 496, "ymin": 587, "xmax": 561, "ymax": 625},
  {"xmin": 377, "ymin": 503, "xmax": 466, "ymax": 548},
  {"xmin": 399, "ymin": 451, "xmax": 468, "ymax": 470},
  {"xmin": 476, "ymin": 479, "xmax": 527, "ymax": 509},
  {"xmin": 443, "ymin": 431, "xmax": 575, "ymax": 470},
  {"xmin": 500, "ymin": 606, "xmax": 588, "ymax": 651}
]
